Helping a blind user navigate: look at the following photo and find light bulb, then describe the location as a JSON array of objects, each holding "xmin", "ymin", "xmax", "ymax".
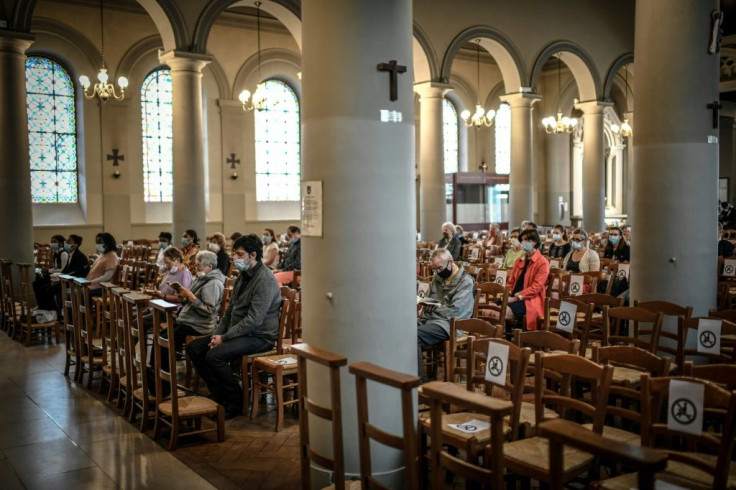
[
  {"xmin": 97, "ymin": 69, "xmax": 109, "ymax": 84},
  {"xmin": 79, "ymin": 75, "xmax": 90, "ymax": 89},
  {"xmin": 611, "ymin": 124, "xmax": 620, "ymax": 134},
  {"xmin": 238, "ymin": 90, "xmax": 251, "ymax": 103},
  {"xmin": 486, "ymin": 109, "xmax": 496, "ymax": 120},
  {"xmin": 118, "ymin": 76, "xmax": 128, "ymax": 89},
  {"xmin": 460, "ymin": 109, "xmax": 470, "ymax": 121}
]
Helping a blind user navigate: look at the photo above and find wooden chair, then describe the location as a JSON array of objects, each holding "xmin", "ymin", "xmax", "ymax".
[
  {"xmin": 72, "ymin": 277, "xmax": 104, "ymax": 389},
  {"xmin": 150, "ymin": 298, "xmax": 225, "ymax": 450},
  {"xmin": 1, "ymin": 260, "xmax": 21, "ymax": 339},
  {"xmin": 59, "ymin": 274, "xmax": 79, "ymax": 378},
  {"xmin": 545, "ymin": 268, "xmax": 567, "ymax": 300},
  {"xmin": 110, "ymin": 286, "xmax": 130, "ymax": 406},
  {"xmin": 16, "ymin": 263, "xmax": 60, "ymax": 346},
  {"xmin": 98, "ymin": 281, "xmax": 119, "ymax": 394},
  {"xmin": 422, "ymin": 380, "xmax": 513, "ymax": 490},
  {"xmin": 537, "ymin": 419, "xmax": 667, "ymax": 490},
  {"xmin": 502, "ymin": 353, "xmax": 613, "ymax": 487},
  {"xmin": 513, "ymin": 329, "xmax": 581, "ymax": 357},
  {"xmin": 573, "ymin": 293, "xmax": 624, "ymax": 353},
  {"xmin": 596, "ymin": 375, "xmax": 736, "ymax": 490},
  {"xmin": 123, "ymin": 291, "xmax": 157, "ymax": 431},
  {"xmin": 250, "ymin": 343, "xmax": 301, "ymax": 431},
  {"xmin": 682, "ymin": 361, "xmax": 736, "ymax": 390},
  {"xmin": 707, "ymin": 307, "xmax": 736, "ymax": 323},
  {"xmin": 604, "ymin": 306, "xmax": 664, "ymax": 353},
  {"xmin": 564, "ymin": 272, "xmax": 598, "ymax": 297},
  {"xmin": 290, "ymin": 344, "xmax": 348, "ymax": 490},
  {"xmin": 472, "ymin": 282, "xmax": 509, "ymax": 330},
  {"xmin": 348, "ymin": 361, "xmax": 420, "ymax": 490},
  {"xmin": 444, "ymin": 317, "xmax": 503, "ymax": 384},
  {"xmin": 677, "ymin": 316, "xmax": 736, "ymax": 368},
  {"xmin": 541, "ymin": 297, "xmax": 593, "ymax": 349},
  {"xmin": 635, "ymin": 300, "xmax": 693, "ymax": 372}
]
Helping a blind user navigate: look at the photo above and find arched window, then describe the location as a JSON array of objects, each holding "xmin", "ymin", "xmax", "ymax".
[
  {"xmin": 25, "ymin": 56, "xmax": 78, "ymax": 203},
  {"xmin": 255, "ymin": 80, "xmax": 301, "ymax": 201},
  {"xmin": 494, "ymin": 102, "xmax": 510, "ymax": 175},
  {"xmin": 443, "ymin": 98, "xmax": 459, "ymax": 174},
  {"xmin": 141, "ymin": 69, "xmax": 173, "ymax": 202}
]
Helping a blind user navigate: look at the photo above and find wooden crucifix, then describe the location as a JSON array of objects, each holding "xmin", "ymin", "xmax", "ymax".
[
  {"xmin": 107, "ymin": 149, "xmax": 124, "ymax": 166},
  {"xmin": 377, "ymin": 60, "xmax": 406, "ymax": 101},
  {"xmin": 226, "ymin": 153, "xmax": 240, "ymax": 169},
  {"xmin": 707, "ymin": 100, "xmax": 722, "ymax": 129}
]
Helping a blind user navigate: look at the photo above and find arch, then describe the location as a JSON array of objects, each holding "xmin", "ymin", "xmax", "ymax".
[
  {"xmin": 12, "ymin": 0, "xmax": 38, "ymax": 32},
  {"xmin": 529, "ymin": 41, "xmax": 600, "ymax": 102},
  {"xmin": 441, "ymin": 25, "xmax": 525, "ymax": 93},
  {"xmin": 30, "ymin": 17, "xmax": 100, "ymax": 70},
  {"xmin": 603, "ymin": 53, "xmax": 634, "ymax": 100},
  {"xmin": 117, "ymin": 35, "xmax": 163, "ymax": 82},
  {"xmin": 193, "ymin": 0, "xmax": 301, "ymax": 54},
  {"xmin": 204, "ymin": 59, "xmax": 230, "ymax": 100},
  {"xmin": 413, "ymin": 22, "xmax": 439, "ymax": 82},
  {"xmin": 136, "ymin": 0, "xmax": 185, "ymax": 52},
  {"xmin": 232, "ymin": 47, "xmax": 302, "ymax": 100}
]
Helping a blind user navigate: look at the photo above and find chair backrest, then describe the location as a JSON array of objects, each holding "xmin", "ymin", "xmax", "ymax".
[
  {"xmin": 545, "ymin": 268, "xmax": 567, "ymax": 299},
  {"xmin": 58, "ymin": 274, "xmax": 76, "ymax": 333},
  {"xmin": 605, "ymin": 306, "xmax": 664, "ymax": 353},
  {"xmin": 349, "ymin": 361, "xmax": 420, "ymax": 490},
  {"xmin": 534, "ymin": 353, "xmax": 613, "ymax": 432},
  {"xmin": 513, "ymin": 329, "xmax": 580, "ymax": 355},
  {"xmin": 1, "ymin": 260, "xmax": 18, "ymax": 327},
  {"xmin": 472, "ymin": 282, "xmax": 509, "ymax": 327},
  {"xmin": 446, "ymin": 317, "xmax": 503, "ymax": 383},
  {"xmin": 150, "ymin": 298, "xmax": 181, "ymax": 409},
  {"xmin": 682, "ymin": 361, "xmax": 736, "ymax": 390},
  {"xmin": 110, "ymin": 287, "xmax": 130, "ymax": 384},
  {"xmin": 708, "ymin": 308, "xmax": 736, "ymax": 323},
  {"xmin": 16, "ymin": 263, "xmax": 35, "ymax": 325},
  {"xmin": 467, "ymin": 337, "xmax": 531, "ymax": 440},
  {"xmin": 542, "ymin": 297, "xmax": 593, "ymax": 350},
  {"xmin": 677, "ymin": 316, "xmax": 736, "ymax": 367},
  {"xmin": 123, "ymin": 292, "xmax": 153, "ymax": 397},
  {"xmin": 218, "ymin": 278, "xmax": 234, "ymax": 320},
  {"xmin": 641, "ymin": 375, "xmax": 736, "ymax": 490},
  {"xmin": 564, "ymin": 272, "xmax": 598, "ymax": 297},
  {"xmin": 72, "ymin": 277, "xmax": 95, "ymax": 358},
  {"xmin": 574, "ymin": 293, "xmax": 624, "ymax": 310},
  {"xmin": 275, "ymin": 290, "xmax": 298, "ymax": 354},
  {"xmin": 635, "ymin": 300, "xmax": 693, "ymax": 361},
  {"xmin": 421, "ymin": 380, "xmax": 513, "ymax": 490},
  {"xmin": 290, "ymin": 343, "xmax": 348, "ymax": 490}
]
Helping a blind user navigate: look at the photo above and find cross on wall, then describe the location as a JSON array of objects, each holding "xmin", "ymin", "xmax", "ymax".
[
  {"xmin": 377, "ymin": 60, "xmax": 407, "ymax": 101},
  {"xmin": 107, "ymin": 149, "xmax": 124, "ymax": 166},
  {"xmin": 227, "ymin": 153, "xmax": 240, "ymax": 169}
]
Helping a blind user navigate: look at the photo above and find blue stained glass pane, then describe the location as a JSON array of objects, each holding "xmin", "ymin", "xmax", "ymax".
[
  {"xmin": 25, "ymin": 56, "xmax": 78, "ymax": 204},
  {"xmin": 254, "ymin": 80, "xmax": 301, "ymax": 201},
  {"xmin": 141, "ymin": 69, "xmax": 173, "ymax": 202},
  {"xmin": 443, "ymin": 98, "xmax": 459, "ymax": 174}
]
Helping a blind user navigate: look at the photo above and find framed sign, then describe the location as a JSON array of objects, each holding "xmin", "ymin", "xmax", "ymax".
[
  {"xmin": 720, "ymin": 177, "xmax": 729, "ymax": 203},
  {"xmin": 301, "ymin": 181, "xmax": 323, "ymax": 237}
]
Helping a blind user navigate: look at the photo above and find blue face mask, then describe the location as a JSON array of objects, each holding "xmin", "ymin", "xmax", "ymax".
[
  {"xmin": 262, "ymin": 235, "xmax": 271, "ymax": 244},
  {"xmin": 159, "ymin": 241, "xmax": 168, "ymax": 249},
  {"xmin": 608, "ymin": 236, "xmax": 620, "ymax": 246},
  {"xmin": 51, "ymin": 243, "xmax": 60, "ymax": 252},
  {"xmin": 571, "ymin": 241, "xmax": 583, "ymax": 251},
  {"xmin": 234, "ymin": 259, "xmax": 250, "ymax": 272},
  {"xmin": 521, "ymin": 241, "xmax": 534, "ymax": 253},
  {"xmin": 552, "ymin": 233, "xmax": 561, "ymax": 241},
  {"xmin": 290, "ymin": 237, "xmax": 298, "ymax": 244},
  {"xmin": 64, "ymin": 243, "xmax": 72, "ymax": 252},
  {"xmin": 182, "ymin": 237, "xmax": 189, "ymax": 246},
  {"xmin": 96, "ymin": 244, "xmax": 105, "ymax": 254}
]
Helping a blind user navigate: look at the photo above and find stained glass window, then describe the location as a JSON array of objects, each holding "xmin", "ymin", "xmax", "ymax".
[
  {"xmin": 494, "ymin": 102, "xmax": 511, "ymax": 175},
  {"xmin": 141, "ymin": 69, "xmax": 173, "ymax": 202},
  {"xmin": 255, "ymin": 80, "xmax": 300, "ymax": 201},
  {"xmin": 25, "ymin": 57, "xmax": 78, "ymax": 203},
  {"xmin": 443, "ymin": 98, "xmax": 459, "ymax": 174}
]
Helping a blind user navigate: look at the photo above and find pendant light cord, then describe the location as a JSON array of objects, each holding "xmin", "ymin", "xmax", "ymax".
[
  {"xmin": 476, "ymin": 39, "xmax": 481, "ymax": 105},
  {"xmin": 99, "ymin": 0, "xmax": 105, "ymax": 66},
  {"xmin": 256, "ymin": 1, "xmax": 262, "ymax": 80}
]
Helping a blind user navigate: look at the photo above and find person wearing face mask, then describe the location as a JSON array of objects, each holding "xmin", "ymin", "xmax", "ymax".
[
  {"xmin": 187, "ymin": 234, "xmax": 281, "ymax": 419},
  {"xmin": 437, "ymin": 222, "xmax": 462, "ymax": 261},
  {"xmin": 155, "ymin": 231, "xmax": 172, "ymax": 273},
  {"xmin": 603, "ymin": 226, "xmax": 630, "ymax": 262},
  {"xmin": 151, "ymin": 247, "xmax": 193, "ymax": 305},
  {"xmin": 416, "ymin": 248, "xmax": 475, "ymax": 379},
  {"xmin": 261, "ymin": 228, "xmax": 279, "ymax": 270},
  {"xmin": 482, "ymin": 223, "xmax": 503, "ymax": 254},
  {"xmin": 546, "ymin": 224, "xmax": 571, "ymax": 259},
  {"xmin": 60, "ymin": 234, "xmax": 90, "ymax": 278},
  {"xmin": 274, "ymin": 225, "xmax": 302, "ymax": 286},
  {"xmin": 150, "ymin": 251, "xmax": 226, "ymax": 398},
  {"xmin": 32, "ymin": 235, "xmax": 71, "ymax": 313},
  {"xmin": 502, "ymin": 228, "xmax": 525, "ymax": 269},
  {"xmin": 562, "ymin": 228, "xmax": 600, "ymax": 273},
  {"xmin": 181, "ymin": 229, "xmax": 200, "ymax": 266},
  {"xmin": 207, "ymin": 232, "xmax": 231, "ymax": 275},
  {"xmin": 86, "ymin": 232, "xmax": 120, "ymax": 297},
  {"xmin": 505, "ymin": 229, "xmax": 550, "ymax": 330}
]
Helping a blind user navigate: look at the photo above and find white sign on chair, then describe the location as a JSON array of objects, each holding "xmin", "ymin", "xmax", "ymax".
[
  {"xmin": 568, "ymin": 275, "xmax": 584, "ymax": 296},
  {"xmin": 723, "ymin": 259, "xmax": 736, "ymax": 277},
  {"xmin": 494, "ymin": 269, "xmax": 507, "ymax": 286},
  {"xmin": 556, "ymin": 301, "xmax": 577, "ymax": 333}
]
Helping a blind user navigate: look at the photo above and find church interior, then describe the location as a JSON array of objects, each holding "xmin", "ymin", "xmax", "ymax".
[{"xmin": 1, "ymin": 0, "xmax": 736, "ymax": 488}]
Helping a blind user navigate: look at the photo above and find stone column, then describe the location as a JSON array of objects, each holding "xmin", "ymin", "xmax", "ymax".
[
  {"xmin": 501, "ymin": 93, "xmax": 540, "ymax": 227},
  {"xmin": 0, "ymin": 33, "xmax": 34, "ymax": 267},
  {"xmin": 631, "ymin": 0, "xmax": 719, "ymax": 315},
  {"xmin": 544, "ymin": 132, "xmax": 572, "ymax": 226},
  {"xmin": 415, "ymin": 82, "xmax": 451, "ymax": 238},
  {"xmin": 301, "ymin": 0, "xmax": 415, "ymax": 486},
  {"xmin": 624, "ymin": 112, "xmax": 633, "ymax": 227},
  {"xmin": 159, "ymin": 51, "xmax": 211, "ymax": 241},
  {"xmin": 575, "ymin": 100, "xmax": 611, "ymax": 232}
]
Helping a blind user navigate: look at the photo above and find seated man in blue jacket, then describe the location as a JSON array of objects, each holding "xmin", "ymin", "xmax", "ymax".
[{"xmin": 187, "ymin": 234, "xmax": 282, "ymax": 419}]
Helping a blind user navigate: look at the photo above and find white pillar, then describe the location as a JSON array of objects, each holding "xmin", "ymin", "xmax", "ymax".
[
  {"xmin": 631, "ymin": 0, "xmax": 719, "ymax": 315},
  {"xmin": 416, "ymin": 82, "xmax": 451, "ymax": 238},
  {"xmin": 301, "ymin": 0, "xmax": 415, "ymax": 486},
  {"xmin": 544, "ymin": 132, "xmax": 572, "ymax": 225},
  {"xmin": 159, "ymin": 51, "xmax": 210, "ymax": 240},
  {"xmin": 575, "ymin": 101, "xmax": 611, "ymax": 232},
  {"xmin": 0, "ymin": 34, "xmax": 34, "ymax": 267},
  {"xmin": 501, "ymin": 93, "xmax": 540, "ymax": 227}
]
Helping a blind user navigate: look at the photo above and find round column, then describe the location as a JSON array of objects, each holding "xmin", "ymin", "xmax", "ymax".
[
  {"xmin": 0, "ymin": 34, "xmax": 34, "ymax": 267},
  {"xmin": 501, "ymin": 93, "xmax": 540, "ymax": 227},
  {"xmin": 631, "ymin": 0, "xmax": 719, "ymax": 314},
  {"xmin": 159, "ymin": 51, "xmax": 210, "ymax": 240},
  {"xmin": 544, "ymin": 132, "xmax": 572, "ymax": 226},
  {"xmin": 416, "ymin": 82, "xmax": 451, "ymax": 238},
  {"xmin": 575, "ymin": 101, "xmax": 610, "ymax": 233},
  {"xmin": 301, "ymin": 0, "xmax": 415, "ymax": 486}
]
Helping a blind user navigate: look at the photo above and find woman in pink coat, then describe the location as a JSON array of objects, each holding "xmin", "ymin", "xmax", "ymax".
[{"xmin": 506, "ymin": 229, "xmax": 550, "ymax": 330}]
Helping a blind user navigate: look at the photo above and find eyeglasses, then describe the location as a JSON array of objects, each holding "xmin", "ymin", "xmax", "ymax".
[{"xmin": 571, "ymin": 238, "xmax": 585, "ymax": 243}]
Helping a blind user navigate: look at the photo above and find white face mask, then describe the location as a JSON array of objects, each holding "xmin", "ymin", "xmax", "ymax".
[
  {"xmin": 208, "ymin": 243, "xmax": 221, "ymax": 253},
  {"xmin": 197, "ymin": 271, "xmax": 206, "ymax": 278},
  {"xmin": 510, "ymin": 238, "xmax": 520, "ymax": 248},
  {"xmin": 169, "ymin": 266, "xmax": 178, "ymax": 273}
]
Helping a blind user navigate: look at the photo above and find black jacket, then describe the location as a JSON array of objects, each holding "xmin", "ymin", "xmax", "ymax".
[
  {"xmin": 278, "ymin": 239, "xmax": 301, "ymax": 271},
  {"xmin": 62, "ymin": 248, "xmax": 90, "ymax": 277}
]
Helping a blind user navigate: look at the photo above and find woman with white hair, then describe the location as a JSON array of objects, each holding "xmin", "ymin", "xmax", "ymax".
[
  {"xmin": 561, "ymin": 228, "xmax": 600, "ymax": 273},
  {"xmin": 437, "ymin": 221, "xmax": 462, "ymax": 261}
]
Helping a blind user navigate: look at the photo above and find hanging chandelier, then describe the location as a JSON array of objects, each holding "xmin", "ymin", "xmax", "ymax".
[
  {"xmin": 611, "ymin": 64, "xmax": 633, "ymax": 138},
  {"xmin": 460, "ymin": 40, "xmax": 495, "ymax": 128},
  {"xmin": 79, "ymin": 0, "xmax": 128, "ymax": 102},
  {"xmin": 542, "ymin": 54, "xmax": 577, "ymax": 134},
  {"xmin": 238, "ymin": 1, "xmax": 269, "ymax": 111}
]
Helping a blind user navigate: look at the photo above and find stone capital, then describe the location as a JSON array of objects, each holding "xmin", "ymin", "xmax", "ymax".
[
  {"xmin": 574, "ymin": 100, "xmax": 613, "ymax": 114},
  {"xmin": 218, "ymin": 99, "xmax": 246, "ymax": 116},
  {"xmin": 413, "ymin": 82, "xmax": 453, "ymax": 99},
  {"xmin": 0, "ymin": 31, "xmax": 34, "ymax": 54},
  {"xmin": 159, "ymin": 50, "xmax": 211, "ymax": 73},
  {"xmin": 499, "ymin": 92, "xmax": 541, "ymax": 108}
]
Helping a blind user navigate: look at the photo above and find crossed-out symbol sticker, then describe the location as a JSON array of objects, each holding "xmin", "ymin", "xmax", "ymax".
[
  {"xmin": 487, "ymin": 356, "xmax": 504, "ymax": 377},
  {"xmin": 558, "ymin": 311, "xmax": 571, "ymax": 327},
  {"xmin": 570, "ymin": 282, "xmax": 581, "ymax": 294},
  {"xmin": 495, "ymin": 277, "xmax": 504, "ymax": 285},
  {"xmin": 700, "ymin": 330, "xmax": 717, "ymax": 349},
  {"xmin": 671, "ymin": 398, "xmax": 697, "ymax": 425},
  {"xmin": 617, "ymin": 270, "xmax": 627, "ymax": 279},
  {"xmin": 726, "ymin": 265, "xmax": 735, "ymax": 274},
  {"xmin": 457, "ymin": 424, "xmax": 477, "ymax": 432}
]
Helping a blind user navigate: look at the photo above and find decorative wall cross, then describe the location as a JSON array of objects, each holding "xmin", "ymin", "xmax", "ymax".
[
  {"xmin": 377, "ymin": 60, "xmax": 406, "ymax": 101},
  {"xmin": 107, "ymin": 148, "xmax": 124, "ymax": 166},
  {"xmin": 227, "ymin": 153, "xmax": 240, "ymax": 169}
]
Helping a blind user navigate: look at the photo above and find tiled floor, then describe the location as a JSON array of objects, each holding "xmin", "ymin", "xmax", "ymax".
[{"xmin": 0, "ymin": 330, "xmax": 300, "ymax": 489}]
